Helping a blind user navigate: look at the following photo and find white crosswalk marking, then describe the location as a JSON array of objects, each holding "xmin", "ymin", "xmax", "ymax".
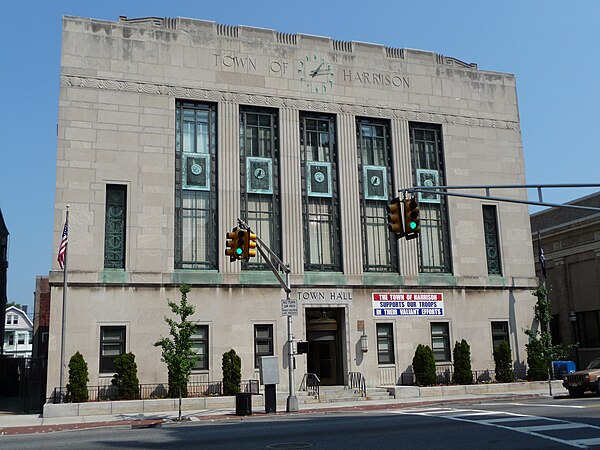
[{"xmin": 388, "ymin": 406, "xmax": 600, "ymax": 449}]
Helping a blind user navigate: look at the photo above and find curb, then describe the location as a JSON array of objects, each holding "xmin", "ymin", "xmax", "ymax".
[{"xmin": 0, "ymin": 392, "xmax": 553, "ymax": 436}]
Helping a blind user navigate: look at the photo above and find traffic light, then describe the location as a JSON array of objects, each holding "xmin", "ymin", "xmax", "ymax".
[
  {"xmin": 403, "ymin": 197, "xmax": 420, "ymax": 240},
  {"xmin": 225, "ymin": 227, "xmax": 245, "ymax": 261},
  {"xmin": 244, "ymin": 231, "xmax": 257, "ymax": 259},
  {"xmin": 386, "ymin": 197, "xmax": 404, "ymax": 239}
]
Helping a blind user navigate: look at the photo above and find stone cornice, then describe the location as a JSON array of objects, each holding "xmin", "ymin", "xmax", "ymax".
[{"xmin": 61, "ymin": 75, "xmax": 520, "ymax": 131}]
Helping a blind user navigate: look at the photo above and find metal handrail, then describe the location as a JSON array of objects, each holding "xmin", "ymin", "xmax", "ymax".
[
  {"xmin": 299, "ymin": 373, "xmax": 320, "ymax": 399},
  {"xmin": 400, "ymin": 367, "xmax": 527, "ymax": 386},
  {"xmin": 348, "ymin": 371, "xmax": 366, "ymax": 397},
  {"xmin": 51, "ymin": 379, "xmax": 259, "ymax": 404}
]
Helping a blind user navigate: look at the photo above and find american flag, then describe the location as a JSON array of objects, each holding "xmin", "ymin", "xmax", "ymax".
[
  {"xmin": 57, "ymin": 219, "xmax": 68, "ymax": 270},
  {"xmin": 537, "ymin": 233, "xmax": 547, "ymax": 279}
]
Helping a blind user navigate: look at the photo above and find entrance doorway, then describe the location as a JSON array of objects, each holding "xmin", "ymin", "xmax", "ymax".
[{"xmin": 306, "ymin": 308, "xmax": 345, "ymax": 385}]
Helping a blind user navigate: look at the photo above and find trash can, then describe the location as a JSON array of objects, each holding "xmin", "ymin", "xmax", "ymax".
[
  {"xmin": 235, "ymin": 392, "xmax": 252, "ymax": 416},
  {"xmin": 553, "ymin": 360, "xmax": 576, "ymax": 379},
  {"xmin": 264, "ymin": 384, "xmax": 276, "ymax": 413}
]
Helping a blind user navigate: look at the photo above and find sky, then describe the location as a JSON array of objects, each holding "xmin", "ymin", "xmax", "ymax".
[{"xmin": 1, "ymin": 0, "xmax": 599, "ymax": 312}]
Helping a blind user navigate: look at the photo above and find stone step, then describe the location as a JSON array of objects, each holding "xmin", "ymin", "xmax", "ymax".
[{"xmin": 297, "ymin": 386, "xmax": 393, "ymax": 404}]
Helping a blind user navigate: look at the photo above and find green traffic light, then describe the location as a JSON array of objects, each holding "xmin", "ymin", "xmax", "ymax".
[
  {"xmin": 236, "ymin": 248, "xmax": 243, "ymax": 255},
  {"xmin": 409, "ymin": 221, "xmax": 417, "ymax": 230}
]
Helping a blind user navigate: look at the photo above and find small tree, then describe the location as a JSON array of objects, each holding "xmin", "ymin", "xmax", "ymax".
[
  {"xmin": 222, "ymin": 349, "xmax": 242, "ymax": 395},
  {"xmin": 154, "ymin": 285, "xmax": 199, "ymax": 420},
  {"xmin": 494, "ymin": 341, "xmax": 515, "ymax": 383},
  {"xmin": 412, "ymin": 344, "xmax": 437, "ymax": 387},
  {"xmin": 452, "ymin": 340, "xmax": 473, "ymax": 385},
  {"xmin": 111, "ymin": 352, "xmax": 140, "ymax": 400},
  {"xmin": 65, "ymin": 351, "xmax": 89, "ymax": 403},
  {"xmin": 525, "ymin": 284, "xmax": 568, "ymax": 381}
]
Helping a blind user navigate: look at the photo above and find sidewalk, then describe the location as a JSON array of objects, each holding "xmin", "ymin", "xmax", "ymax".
[{"xmin": 0, "ymin": 381, "xmax": 568, "ymax": 436}]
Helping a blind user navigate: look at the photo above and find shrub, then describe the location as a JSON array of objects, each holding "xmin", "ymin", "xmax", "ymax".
[
  {"xmin": 222, "ymin": 349, "xmax": 242, "ymax": 395},
  {"xmin": 412, "ymin": 344, "xmax": 437, "ymax": 386},
  {"xmin": 65, "ymin": 351, "xmax": 89, "ymax": 403},
  {"xmin": 526, "ymin": 337, "xmax": 549, "ymax": 381},
  {"xmin": 494, "ymin": 341, "xmax": 515, "ymax": 383},
  {"xmin": 111, "ymin": 352, "xmax": 141, "ymax": 400},
  {"xmin": 452, "ymin": 339, "xmax": 473, "ymax": 385}
]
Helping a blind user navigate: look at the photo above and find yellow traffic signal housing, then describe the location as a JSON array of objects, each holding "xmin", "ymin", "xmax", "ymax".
[
  {"xmin": 245, "ymin": 231, "xmax": 257, "ymax": 259},
  {"xmin": 403, "ymin": 197, "xmax": 421, "ymax": 240},
  {"xmin": 386, "ymin": 197, "xmax": 404, "ymax": 239},
  {"xmin": 225, "ymin": 227, "xmax": 245, "ymax": 261}
]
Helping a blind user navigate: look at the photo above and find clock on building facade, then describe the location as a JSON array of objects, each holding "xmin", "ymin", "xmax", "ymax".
[{"xmin": 298, "ymin": 53, "xmax": 334, "ymax": 94}]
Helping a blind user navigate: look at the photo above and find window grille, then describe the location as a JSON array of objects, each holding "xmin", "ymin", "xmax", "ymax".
[
  {"xmin": 300, "ymin": 114, "xmax": 341, "ymax": 271},
  {"xmin": 357, "ymin": 119, "xmax": 397, "ymax": 272},
  {"xmin": 175, "ymin": 102, "xmax": 218, "ymax": 269}
]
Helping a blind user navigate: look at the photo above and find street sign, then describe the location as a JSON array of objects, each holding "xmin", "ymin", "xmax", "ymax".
[{"xmin": 281, "ymin": 299, "xmax": 298, "ymax": 316}]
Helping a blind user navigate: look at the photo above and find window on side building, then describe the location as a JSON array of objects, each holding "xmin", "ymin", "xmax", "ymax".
[
  {"xmin": 356, "ymin": 118, "xmax": 397, "ymax": 272},
  {"xmin": 483, "ymin": 205, "xmax": 502, "ymax": 275},
  {"xmin": 409, "ymin": 123, "xmax": 451, "ymax": 273},
  {"xmin": 431, "ymin": 322, "xmax": 451, "ymax": 362},
  {"xmin": 254, "ymin": 324, "xmax": 274, "ymax": 368},
  {"xmin": 104, "ymin": 184, "xmax": 127, "ymax": 269},
  {"xmin": 376, "ymin": 323, "xmax": 395, "ymax": 364},
  {"xmin": 240, "ymin": 108, "xmax": 281, "ymax": 270},
  {"xmin": 175, "ymin": 101, "xmax": 218, "ymax": 269},
  {"xmin": 100, "ymin": 326, "xmax": 126, "ymax": 373},
  {"xmin": 300, "ymin": 113, "xmax": 341, "ymax": 271},
  {"xmin": 191, "ymin": 325, "xmax": 208, "ymax": 370},
  {"xmin": 491, "ymin": 321, "xmax": 510, "ymax": 351}
]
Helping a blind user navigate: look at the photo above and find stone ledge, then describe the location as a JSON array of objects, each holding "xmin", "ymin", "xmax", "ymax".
[
  {"xmin": 387, "ymin": 380, "xmax": 566, "ymax": 399},
  {"xmin": 43, "ymin": 394, "xmax": 264, "ymax": 418}
]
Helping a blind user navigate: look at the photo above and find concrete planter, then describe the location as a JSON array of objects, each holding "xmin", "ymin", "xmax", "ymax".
[{"xmin": 43, "ymin": 394, "xmax": 265, "ymax": 418}]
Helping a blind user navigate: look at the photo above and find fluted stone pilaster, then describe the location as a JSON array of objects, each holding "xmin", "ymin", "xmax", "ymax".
[
  {"xmin": 337, "ymin": 113, "xmax": 362, "ymax": 276},
  {"xmin": 279, "ymin": 108, "xmax": 304, "ymax": 275},
  {"xmin": 391, "ymin": 118, "xmax": 419, "ymax": 279},
  {"xmin": 218, "ymin": 101, "xmax": 240, "ymax": 274}
]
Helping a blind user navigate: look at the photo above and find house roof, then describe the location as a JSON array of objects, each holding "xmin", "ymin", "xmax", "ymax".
[{"xmin": 5, "ymin": 305, "xmax": 33, "ymax": 329}]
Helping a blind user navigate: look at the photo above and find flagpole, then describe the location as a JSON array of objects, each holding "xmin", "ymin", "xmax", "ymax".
[
  {"xmin": 59, "ymin": 205, "xmax": 69, "ymax": 403},
  {"xmin": 537, "ymin": 231, "xmax": 553, "ymax": 397}
]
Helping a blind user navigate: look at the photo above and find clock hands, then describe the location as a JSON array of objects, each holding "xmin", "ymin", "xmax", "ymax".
[
  {"xmin": 310, "ymin": 61, "xmax": 324, "ymax": 77},
  {"xmin": 310, "ymin": 62, "xmax": 332, "ymax": 78}
]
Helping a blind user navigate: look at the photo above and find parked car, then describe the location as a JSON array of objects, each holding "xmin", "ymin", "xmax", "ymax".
[{"xmin": 563, "ymin": 358, "xmax": 600, "ymax": 397}]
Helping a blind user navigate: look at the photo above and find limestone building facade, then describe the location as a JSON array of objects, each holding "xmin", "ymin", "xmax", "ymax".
[
  {"xmin": 531, "ymin": 192, "xmax": 600, "ymax": 369},
  {"xmin": 48, "ymin": 15, "xmax": 538, "ymax": 395}
]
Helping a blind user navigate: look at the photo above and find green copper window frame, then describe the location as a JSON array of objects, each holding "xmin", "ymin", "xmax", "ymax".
[
  {"xmin": 483, "ymin": 205, "xmax": 502, "ymax": 275},
  {"xmin": 356, "ymin": 118, "xmax": 397, "ymax": 272},
  {"xmin": 240, "ymin": 107, "xmax": 281, "ymax": 270},
  {"xmin": 300, "ymin": 113, "xmax": 341, "ymax": 272},
  {"xmin": 175, "ymin": 101, "xmax": 218, "ymax": 270},
  {"xmin": 104, "ymin": 184, "xmax": 127, "ymax": 269},
  {"xmin": 409, "ymin": 123, "xmax": 452, "ymax": 274}
]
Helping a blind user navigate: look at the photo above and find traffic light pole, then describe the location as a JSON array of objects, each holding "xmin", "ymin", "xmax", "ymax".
[
  {"xmin": 237, "ymin": 219, "xmax": 298, "ymax": 413},
  {"xmin": 401, "ymin": 183, "xmax": 600, "ymax": 212}
]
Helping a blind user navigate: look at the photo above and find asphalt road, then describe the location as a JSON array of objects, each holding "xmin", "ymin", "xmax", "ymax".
[{"xmin": 2, "ymin": 395, "xmax": 600, "ymax": 449}]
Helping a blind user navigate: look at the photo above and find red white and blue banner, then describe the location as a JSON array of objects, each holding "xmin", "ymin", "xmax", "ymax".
[{"xmin": 372, "ymin": 293, "xmax": 444, "ymax": 317}]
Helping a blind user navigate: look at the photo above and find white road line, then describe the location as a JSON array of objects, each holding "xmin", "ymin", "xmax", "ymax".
[
  {"xmin": 514, "ymin": 422, "xmax": 590, "ymax": 432},
  {"xmin": 478, "ymin": 402, "xmax": 585, "ymax": 409},
  {"xmin": 481, "ymin": 416, "xmax": 548, "ymax": 424},
  {"xmin": 572, "ymin": 438, "xmax": 600, "ymax": 446},
  {"xmin": 390, "ymin": 407, "xmax": 599, "ymax": 448}
]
